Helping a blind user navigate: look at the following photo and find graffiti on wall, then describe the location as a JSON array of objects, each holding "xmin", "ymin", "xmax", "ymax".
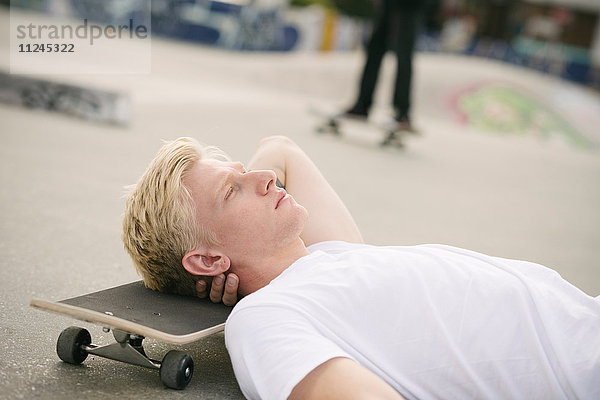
[{"xmin": 9, "ymin": 0, "xmax": 366, "ymax": 52}]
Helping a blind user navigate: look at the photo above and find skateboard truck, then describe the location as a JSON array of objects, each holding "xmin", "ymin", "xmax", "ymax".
[{"xmin": 56, "ymin": 325, "xmax": 194, "ymax": 390}]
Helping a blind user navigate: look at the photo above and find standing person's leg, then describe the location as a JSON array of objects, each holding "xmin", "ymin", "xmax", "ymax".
[
  {"xmin": 348, "ymin": 4, "xmax": 391, "ymax": 116},
  {"xmin": 392, "ymin": 9, "xmax": 420, "ymax": 124}
]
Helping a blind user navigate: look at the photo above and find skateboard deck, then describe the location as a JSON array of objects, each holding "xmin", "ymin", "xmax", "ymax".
[
  {"xmin": 30, "ymin": 281, "xmax": 233, "ymax": 389},
  {"xmin": 31, "ymin": 280, "xmax": 232, "ymax": 344},
  {"xmin": 311, "ymin": 107, "xmax": 416, "ymax": 148}
]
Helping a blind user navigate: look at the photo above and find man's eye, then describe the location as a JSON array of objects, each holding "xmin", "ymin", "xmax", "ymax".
[{"xmin": 225, "ymin": 186, "xmax": 234, "ymax": 200}]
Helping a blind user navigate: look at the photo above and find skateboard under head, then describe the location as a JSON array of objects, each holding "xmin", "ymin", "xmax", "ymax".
[{"xmin": 31, "ymin": 280, "xmax": 233, "ymax": 344}]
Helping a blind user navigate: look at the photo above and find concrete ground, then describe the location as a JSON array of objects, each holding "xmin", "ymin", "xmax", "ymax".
[{"xmin": 1, "ymin": 8, "xmax": 600, "ymax": 400}]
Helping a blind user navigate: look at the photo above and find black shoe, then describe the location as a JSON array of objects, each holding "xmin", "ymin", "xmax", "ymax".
[
  {"xmin": 394, "ymin": 114, "xmax": 415, "ymax": 132},
  {"xmin": 342, "ymin": 105, "xmax": 369, "ymax": 120}
]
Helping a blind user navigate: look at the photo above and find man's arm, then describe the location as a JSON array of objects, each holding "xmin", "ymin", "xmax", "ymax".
[
  {"xmin": 289, "ymin": 357, "xmax": 405, "ymax": 400},
  {"xmin": 247, "ymin": 136, "xmax": 363, "ymax": 246}
]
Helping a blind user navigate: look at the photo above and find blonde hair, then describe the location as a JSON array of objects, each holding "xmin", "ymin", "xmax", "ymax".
[{"xmin": 122, "ymin": 137, "xmax": 228, "ymax": 295}]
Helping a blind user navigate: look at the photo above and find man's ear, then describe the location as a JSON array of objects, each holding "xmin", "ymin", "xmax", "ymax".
[{"xmin": 182, "ymin": 248, "xmax": 231, "ymax": 276}]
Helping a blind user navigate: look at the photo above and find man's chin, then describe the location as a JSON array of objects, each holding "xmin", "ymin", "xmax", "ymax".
[
  {"xmin": 296, "ymin": 205, "xmax": 309, "ymax": 228},
  {"xmin": 295, "ymin": 201, "xmax": 309, "ymax": 218}
]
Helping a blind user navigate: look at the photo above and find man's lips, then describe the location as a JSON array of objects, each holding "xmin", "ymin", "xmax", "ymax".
[{"xmin": 275, "ymin": 190, "xmax": 288, "ymax": 209}]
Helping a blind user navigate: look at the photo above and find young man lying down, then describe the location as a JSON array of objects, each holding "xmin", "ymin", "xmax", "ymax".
[{"xmin": 123, "ymin": 136, "xmax": 600, "ymax": 400}]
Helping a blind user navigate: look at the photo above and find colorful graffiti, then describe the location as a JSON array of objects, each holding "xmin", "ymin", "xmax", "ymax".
[{"xmin": 453, "ymin": 83, "xmax": 594, "ymax": 149}]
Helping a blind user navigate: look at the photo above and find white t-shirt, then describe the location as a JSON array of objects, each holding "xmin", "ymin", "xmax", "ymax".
[{"xmin": 225, "ymin": 241, "xmax": 600, "ymax": 400}]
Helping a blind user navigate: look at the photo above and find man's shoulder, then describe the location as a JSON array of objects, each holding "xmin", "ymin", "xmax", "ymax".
[{"xmin": 225, "ymin": 293, "xmax": 315, "ymax": 348}]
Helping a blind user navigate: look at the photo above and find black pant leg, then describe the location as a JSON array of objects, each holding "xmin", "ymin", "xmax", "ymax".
[
  {"xmin": 354, "ymin": 8, "xmax": 390, "ymax": 111},
  {"xmin": 392, "ymin": 10, "xmax": 420, "ymax": 119}
]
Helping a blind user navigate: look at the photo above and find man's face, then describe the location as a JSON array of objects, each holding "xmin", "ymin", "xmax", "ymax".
[{"xmin": 184, "ymin": 159, "xmax": 308, "ymax": 262}]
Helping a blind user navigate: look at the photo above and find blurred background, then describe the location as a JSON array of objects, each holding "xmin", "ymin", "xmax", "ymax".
[
  {"xmin": 1, "ymin": 0, "xmax": 599, "ymax": 399},
  {"xmin": 3, "ymin": 0, "xmax": 600, "ymax": 85}
]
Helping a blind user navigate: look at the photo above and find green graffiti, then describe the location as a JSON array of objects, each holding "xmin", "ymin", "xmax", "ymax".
[{"xmin": 458, "ymin": 84, "xmax": 593, "ymax": 149}]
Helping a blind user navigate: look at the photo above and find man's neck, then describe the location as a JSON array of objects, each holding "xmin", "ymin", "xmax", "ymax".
[{"xmin": 235, "ymin": 238, "xmax": 310, "ymax": 297}]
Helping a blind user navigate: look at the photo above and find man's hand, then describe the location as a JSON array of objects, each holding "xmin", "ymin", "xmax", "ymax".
[{"xmin": 196, "ymin": 273, "xmax": 239, "ymax": 306}]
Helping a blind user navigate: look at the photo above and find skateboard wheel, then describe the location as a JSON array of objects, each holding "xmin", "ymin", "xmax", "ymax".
[
  {"xmin": 316, "ymin": 124, "xmax": 339, "ymax": 135},
  {"xmin": 327, "ymin": 120, "xmax": 341, "ymax": 135},
  {"xmin": 316, "ymin": 125, "xmax": 328, "ymax": 134},
  {"xmin": 380, "ymin": 132, "xmax": 404, "ymax": 148},
  {"xmin": 160, "ymin": 350, "xmax": 194, "ymax": 390},
  {"xmin": 316, "ymin": 118, "xmax": 341, "ymax": 136},
  {"xmin": 56, "ymin": 326, "xmax": 91, "ymax": 364}
]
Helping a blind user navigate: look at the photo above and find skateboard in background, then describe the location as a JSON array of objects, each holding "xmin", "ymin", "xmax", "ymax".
[{"xmin": 312, "ymin": 108, "xmax": 418, "ymax": 148}]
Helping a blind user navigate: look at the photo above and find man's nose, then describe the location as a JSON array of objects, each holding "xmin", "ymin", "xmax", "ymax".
[{"xmin": 249, "ymin": 170, "xmax": 276, "ymax": 195}]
